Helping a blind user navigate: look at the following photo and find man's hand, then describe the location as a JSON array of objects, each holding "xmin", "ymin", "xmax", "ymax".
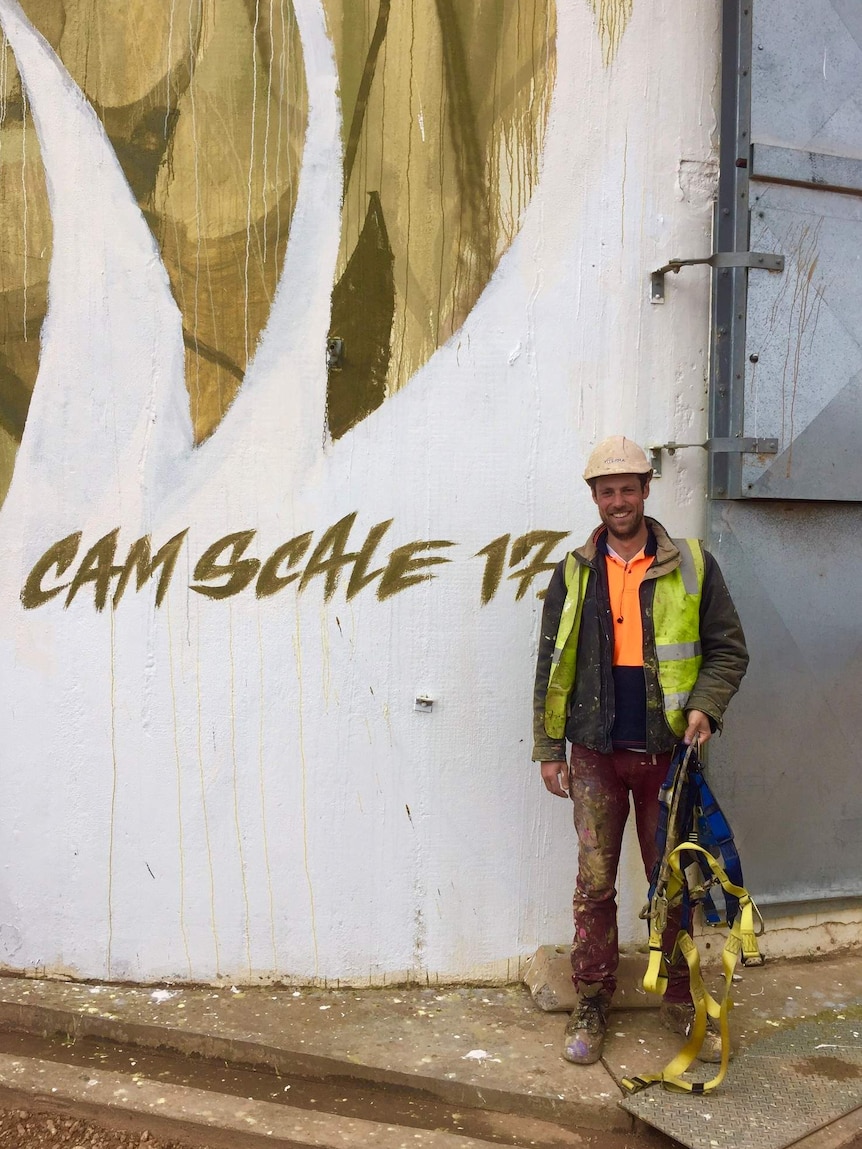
[
  {"xmin": 540, "ymin": 760, "xmax": 569, "ymax": 798},
  {"xmin": 684, "ymin": 709, "xmax": 712, "ymax": 746}
]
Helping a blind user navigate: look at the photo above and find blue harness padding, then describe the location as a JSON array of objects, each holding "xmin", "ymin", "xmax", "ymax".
[
  {"xmin": 626, "ymin": 742, "xmax": 764, "ymax": 1094},
  {"xmin": 648, "ymin": 742, "xmax": 754, "ymax": 949},
  {"xmin": 693, "ymin": 767, "xmax": 744, "ymax": 928}
]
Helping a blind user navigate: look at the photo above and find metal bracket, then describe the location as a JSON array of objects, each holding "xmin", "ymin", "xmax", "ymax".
[
  {"xmin": 649, "ymin": 437, "xmax": 778, "ymax": 478},
  {"xmin": 650, "ymin": 251, "xmax": 785, "ymax": 303},
  {"xmin": 708, "ymin": 436, "xmax": 779, "ymax": 454},
  {"xmin": 326, "ymin": 336, "xmax": 345, "ymax": 371}
]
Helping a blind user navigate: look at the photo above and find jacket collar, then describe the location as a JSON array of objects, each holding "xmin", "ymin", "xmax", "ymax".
[
  {"xmin": 596, "ymin": 525, "xmax": 657, "ymax": 559},
  {"xmin": 575, "ymin": 517, "xmax": 681, "ymax": 572}
]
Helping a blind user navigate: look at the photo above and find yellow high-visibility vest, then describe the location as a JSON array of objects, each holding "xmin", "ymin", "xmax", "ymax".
[{"xmin": 544, "ymin": 540, "xmax": 704, "ymax": 740}]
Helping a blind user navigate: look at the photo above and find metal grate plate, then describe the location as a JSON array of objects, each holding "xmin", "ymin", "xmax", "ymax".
[{"xmin": 620, "ymin": 1016, "xmax": 862, "ymax": 1149}]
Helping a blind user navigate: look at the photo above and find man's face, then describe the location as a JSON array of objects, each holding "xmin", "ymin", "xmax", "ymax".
[{"xmin": 591, "ymin": 473, "xmax": 649, "ymax": 541}]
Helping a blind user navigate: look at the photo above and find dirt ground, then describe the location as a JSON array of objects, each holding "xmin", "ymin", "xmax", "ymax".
[
  {"xmin": 0, "ymin": 1102, "xmax": 681, "ymax": 1149},
  {"xmin": 19, "ymin": 1102, "xmax": 862, "ymax": 1149},
  {"xmin": 0, "ymin": 1108, "xmax": 188, "ymax": 1149}
]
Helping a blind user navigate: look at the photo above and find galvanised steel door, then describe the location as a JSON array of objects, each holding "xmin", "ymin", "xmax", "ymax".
[{"xmin": 706, "ymin": 0, "xmax": 862, "ymax": 912}]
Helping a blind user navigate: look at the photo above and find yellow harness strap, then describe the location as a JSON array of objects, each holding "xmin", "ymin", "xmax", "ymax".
[{"xmin": 623, "ymin": 842, "xmax": 763, "ymax": 1095}]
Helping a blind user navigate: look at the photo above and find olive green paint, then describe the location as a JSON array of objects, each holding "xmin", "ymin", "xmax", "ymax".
[{"xmin": 327, "ymin": 192, "xmax": 395, "ymax": 439}]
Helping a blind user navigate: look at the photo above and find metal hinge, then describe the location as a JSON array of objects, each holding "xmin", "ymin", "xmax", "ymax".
[
  {"xmin": 649, "ymin": 438, "xmax": 779, "ymax": 478},
  {"xmin": 649, "ymin": 251, "xmax": 785, "ymax": 303}
]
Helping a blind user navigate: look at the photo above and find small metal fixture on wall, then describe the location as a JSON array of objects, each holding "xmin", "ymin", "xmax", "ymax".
[
  {"xmin": 648, "ymin": 251, "xmax": 784, "ymax": 304},
  {"xmin": 326, "ymin": 336, "xmax": 345, "ymax": 371},
  {"xmin": 648, "ymin": 438, "xmax": 778, "ymax": 479}
]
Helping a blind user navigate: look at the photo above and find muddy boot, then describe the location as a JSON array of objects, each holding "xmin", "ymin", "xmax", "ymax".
[
  {"xmin": 563, "ymin": 983, "xmax": 612, "ymax": 1065},
  {"xmin": 659, "ymin": 1000, "xmax": 726, "ymax": 1064}
]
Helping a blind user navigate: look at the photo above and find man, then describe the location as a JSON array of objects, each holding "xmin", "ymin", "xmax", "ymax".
[{"xmin": 532, "ymin": 436, "xmax": 748, "ymax": 1065}]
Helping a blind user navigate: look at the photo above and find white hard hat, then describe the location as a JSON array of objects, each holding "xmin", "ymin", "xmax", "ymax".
[{"xmin": 582, "ymin": 436, "xmax": 652, "ymax": 482}]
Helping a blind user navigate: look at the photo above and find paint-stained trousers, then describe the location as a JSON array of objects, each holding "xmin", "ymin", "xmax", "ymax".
[{"xmin": 569, "ymin": 745, "xmax": 690, "ymax": 1002}]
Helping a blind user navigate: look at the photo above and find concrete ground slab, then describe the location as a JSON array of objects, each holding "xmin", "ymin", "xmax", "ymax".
[
  {"xmin": 0, "ymin": 978, "xmax": 628, "ymax": 1132},
  {"xmin": 0, "ymin": 950, "xmax": 859, "ymax": 1144}
]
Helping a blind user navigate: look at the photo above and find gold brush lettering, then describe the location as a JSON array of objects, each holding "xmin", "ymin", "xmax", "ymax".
[
  {"xmin": 19, "ymin": 522, "xmax": 569, "ymax": 609},
  {"xmin": 65, "ymin": 529, "xmax": 123, "ymax": 611},
  {"xmin": 191, "ymin": 531, "xmax": 261, "ymax": 600},
  {"xmin": 256, "ymin": 532, "xmax": 314, "ymax": 598},
  {"xmin": 377, "ymin": 540, "xmax": 455, "ymax": 600},
  {"xmin": 298, "ymin": 513, "xmax": 360, "ymax": 600},
  {"xmin": 507, "ymin": 530, "xmax": 569, "ymax": 600},
  {"xmin": 20, "ymin": 532, "xmax": 84, "ymax": 609},
  {"xmin": 474, "ymin": 534, "xmax": 510, "ymax": 604},
  {"xmin": 346, "ymin": 519, "xmax": 394, "ymax": 600},
  {"xmin": 114, "ymin": 531, "xmax": 189, "ymax": 608}
]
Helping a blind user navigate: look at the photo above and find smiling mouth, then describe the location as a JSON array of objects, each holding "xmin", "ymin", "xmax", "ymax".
[{"xmin": 607, "ymin": 511, "xmax": 638, "ymax": 531}]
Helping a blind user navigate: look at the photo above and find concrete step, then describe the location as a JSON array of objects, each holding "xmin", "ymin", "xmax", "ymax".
[
  {"xmin": 0, "ymin": 980, "xmax": 631, "ymax": 1133},
  {"xmin": 0, "ymin": 1050, "xmax": 512, "ymax": 1149},
  {"xmin": 0, "ymin": 1031, "xmax": 594, "ymax": 1149}
]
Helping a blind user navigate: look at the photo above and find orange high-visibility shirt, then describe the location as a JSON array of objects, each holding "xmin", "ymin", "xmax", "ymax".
[{"xmin": 605, "ymin": 547, "xmax": 653, "ymax": 666}]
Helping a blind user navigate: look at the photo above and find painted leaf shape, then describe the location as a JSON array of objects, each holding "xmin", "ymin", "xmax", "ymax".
[
  {"xmin": 0, "ymin": 0, "xmax": 559, "ymax": 502},
  {"xmin": 327, "ymin": 190, "xmax": 394, "ymax": 440},
  {"xmin": 0, "ymin": 25, "xmax": 53, "ymax": 506},
  {"xmin": 0, "ymin": 0, "xmax": 308, "ymax": 499},
  {"xmin": 324, "ymin": 0, "xmax": 557, "ymax": 436}
]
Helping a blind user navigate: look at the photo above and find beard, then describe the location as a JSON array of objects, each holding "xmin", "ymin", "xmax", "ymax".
[{"xmin": 600, "ymin": 507, "xmax": 644, "ymax": 540}]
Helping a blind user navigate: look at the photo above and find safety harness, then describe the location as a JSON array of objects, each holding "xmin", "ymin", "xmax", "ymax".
[{"xmin": 622, "ymin": 741, "xmax": 764, "ymax": 1095}]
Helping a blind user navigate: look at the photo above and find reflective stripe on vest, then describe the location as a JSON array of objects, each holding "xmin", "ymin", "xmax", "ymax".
[
  {"xmin": 544, "ymin": 555, "xmax": 591, "ymax": 738},
  {"xmin": 543, "ymin": 540, "xmax": 705, "ymax": 740},
  {"xmin": 652, "ymin": 540, "xmax": 704, "ymax": 736}
]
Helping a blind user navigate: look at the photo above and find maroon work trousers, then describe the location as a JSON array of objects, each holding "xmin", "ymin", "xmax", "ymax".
[{"xmin": 568, "ymin": 745, "xmax": 690, "ymax": 1002}]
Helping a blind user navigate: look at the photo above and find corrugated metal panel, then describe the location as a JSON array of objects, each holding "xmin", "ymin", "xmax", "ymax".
[
  {"xmin": 741, "ymin": 0, "xmax": 862, "ymax": 501},
  {"xmin": 707, "ymin": 0, "xmax": 862, "ymax": 904},
  {"xmin": 742, "ymin": 181, "xmax": 862, "ymax": 499},
  {"xmin": 707, "ymin": 499, "xmax": 862, "ymax": 904}
]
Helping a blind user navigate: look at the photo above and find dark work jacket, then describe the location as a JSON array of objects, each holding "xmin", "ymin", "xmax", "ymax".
[{"xmin": 531, "ymin": 518, "xmax": 749, "ymax": 760}]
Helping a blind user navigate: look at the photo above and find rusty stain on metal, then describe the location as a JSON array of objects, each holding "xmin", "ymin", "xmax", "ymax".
[
  {"xmin": 792, "ymin": 1056, "xmax": 862, "ymax": 1082},
  {"xmin": 777, "ymin": 220, "xmax": 826, "ymax": 478}
]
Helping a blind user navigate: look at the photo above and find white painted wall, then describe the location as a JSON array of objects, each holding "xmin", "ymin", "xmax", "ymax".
[{"xmin": 0, "ymin": 0, "xmax": 720, "ymax": 983}]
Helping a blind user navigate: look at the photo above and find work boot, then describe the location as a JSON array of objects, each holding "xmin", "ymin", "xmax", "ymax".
[
  {"xmin": 563, "ymin": 984, "xmax": 612, "ymax": 1065},
  {"xmin": 659, "ymin": 1001, "xmax": 726, "ymax": 1064}
]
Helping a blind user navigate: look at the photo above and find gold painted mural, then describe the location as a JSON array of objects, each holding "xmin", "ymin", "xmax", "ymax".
[
  {"xmin": 0, "ymin": 1, "xmax": 558, "ymax": 505},
  {"xmin": 0, "ymin": 0, "xmax": 307, "ymax": 482},
  {"xmin": 326, "ymin": 0, "xmax": 556, "ymax": 436}
]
